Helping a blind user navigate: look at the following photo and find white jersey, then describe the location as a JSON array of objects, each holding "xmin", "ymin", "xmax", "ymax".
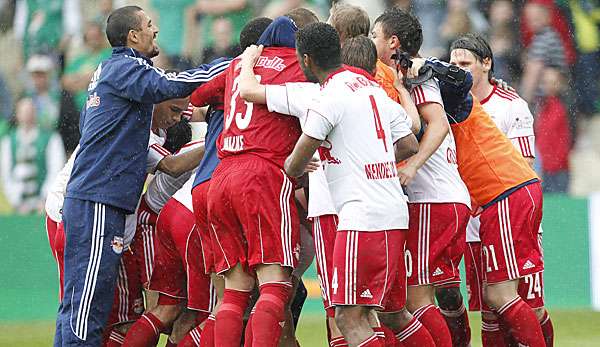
[
  {"xmin": 467, "ymin": 85, "xmax": 537, "ymax": 242},
  {"xmin": 45, "ymin": 145, "xmax": 79, "ymax": 222},
  {"xmin": 303, "ymin": 68, "xmax": 412, "ymax": 231},
  {"xmin": 144, "ymin": 140, "xmax": 204, "ymax": 214},
  {"xmin": 266, "ymin": 82, "xmax": 336, "ymax": 218},
  {"xmin": 172, "ymin": 175, "xmax": 194, "ymax": 212},
  {"xmin": 147, "ymin": 129, "xmax": 169, "ymax": 173},
  {"xmin": 408, "ymin": 79, "xmax": 470, "ymax": 206},
  {"xmin": 480, "ymin": 85, "xmax": 535, "ymax": 158}
]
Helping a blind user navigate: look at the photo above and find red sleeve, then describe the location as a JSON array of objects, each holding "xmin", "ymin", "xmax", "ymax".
[{"xmin": 190, "ymin": 69, "xmax": 227, "ymax": 107}]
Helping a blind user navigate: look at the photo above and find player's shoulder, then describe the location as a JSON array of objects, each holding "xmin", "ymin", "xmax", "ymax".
[{"xmin": 490, "ymin": 85, "xmax": 522, "ymax": 103}]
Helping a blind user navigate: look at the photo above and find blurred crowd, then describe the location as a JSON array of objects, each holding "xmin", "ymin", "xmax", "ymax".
[{"xmin": 0, "ymin": 0, "xmax": 598, "ymax": 213}]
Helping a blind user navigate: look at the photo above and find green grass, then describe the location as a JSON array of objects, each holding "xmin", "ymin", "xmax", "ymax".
[{"xmin": 1, "ymin": 310, "xmax": 599, "ymax": 346}]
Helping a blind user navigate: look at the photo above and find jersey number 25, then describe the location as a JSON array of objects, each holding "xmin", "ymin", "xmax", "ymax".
[{"xmin": 226, "ymin": 74, "xmax": 262, "ymax": 130}]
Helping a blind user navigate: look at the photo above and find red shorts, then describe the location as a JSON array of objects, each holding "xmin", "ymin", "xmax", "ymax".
[
  {"xmin": 312, "ymin": 215, "xmax": 338, "ymax": 316},
  {"xmin": 331, "ymin": 230, "xmax": 406, "ymax": 311},
  {"xmin": 46, "ymin": 215, "xmax": 65, "ymax": 301},
  {"xmin": 132, "ymin": 197, "xmax": 159, "ymax": 287},
  {"xmin": 149, "ymin": 198, "xmax": 214, "ymax": 312},
  {"xmin": 479, "ymin": 182, "xmax": 544, "ymax": 284},
  {"xmin": 465, "ymin": 241, "xmax": 545, "ymax": 312},
  {"xmin": 207, "ymin": 156, "xmax": 300, "ymax": 274},
  {"xmin": 192, "ymin": 180, "xmax": 214, "ymax": 274},
  {"xmin": 107, "ymin": 250, "xmax": 145, "ymax": 326},
  {"xmin": 406, "ymin": 203, "xmax": 470, "ymax": 287}
]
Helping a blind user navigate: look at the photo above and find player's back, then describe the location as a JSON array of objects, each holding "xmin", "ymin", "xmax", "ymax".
[
  {"xmin": 306, "ymin": 68, "xmax": 412, "ymax": 231},
  {"xmin": 218, "ymin": 47, "xmax": 305, "ymax": 168}
]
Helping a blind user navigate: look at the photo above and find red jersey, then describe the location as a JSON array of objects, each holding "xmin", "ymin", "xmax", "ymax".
[{"xmin": 218, "ymin": 47, "xmax": 306, "ymax": 168}]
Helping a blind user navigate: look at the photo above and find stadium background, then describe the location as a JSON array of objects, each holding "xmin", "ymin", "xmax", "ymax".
[{"xmin": 1, "ymin": 0, "xmax": 600, "ymax": 346}]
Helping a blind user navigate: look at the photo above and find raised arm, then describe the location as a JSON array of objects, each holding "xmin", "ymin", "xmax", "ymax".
[
  {"xmin": 238, "ymin": 45, "xmax": 267, "ymax": 104},
  {"xmin": 112, "ymin": 57, "xmax": 230, "ymax": 104}
]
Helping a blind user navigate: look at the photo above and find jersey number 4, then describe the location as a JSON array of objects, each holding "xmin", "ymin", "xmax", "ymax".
[
  {"xmin": 369, "ymin": 95, "xmax": 388, "ymax": 152},
  {"xmin": 226, "ymin": 74, "xmax": 262, "ymax": 130}
]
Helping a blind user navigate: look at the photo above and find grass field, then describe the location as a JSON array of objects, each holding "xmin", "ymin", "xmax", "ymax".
[{"xmin": 1, "ymin": 310, "xmax": 599, "ymax": 346}]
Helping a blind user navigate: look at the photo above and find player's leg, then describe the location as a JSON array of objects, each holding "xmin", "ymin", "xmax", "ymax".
[
  {"xmin": 207, "ymin": 164, "xmax": 255, "ymax": 347},
  {"xmin": 56, "ymin": 198, "xmax": 126, "ymax": 347},
  {"xmin": 405, "ymin": 203, "xmax": 469, "ymax": 347},
  {"xmin": 376, "ymin": 230, "xmax": 435, "ymax": 347},
  {"xmin": 136, "ymin": 198, "xmax": 160, "ymax": 312},
  {"xmin": 436, "ymin": 214, "xmax": 473, "ymax": 347},
  {"xmin": 480, "ymin": 183, "xmax": 545, "ymax": 347},
  {"xmin": 518, "ymin": 270, "xmax": 553, "ymax": 346},
  {"xmin": 312, "ymin": 214, "xmax": 345, "ymax": 345},
  {"xmin": 123, "ymin": 199, "xmax": 189, "ymax": 346}
]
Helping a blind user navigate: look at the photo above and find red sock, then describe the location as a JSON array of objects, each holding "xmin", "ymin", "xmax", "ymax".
[
  {"xmin": 440, "ymin": 304, "xmax": 471, "ymax": 347},
  {"xmin": 357, "ymin": 334, "xmax": 384, "ymax": 347},
  {"xmin": 103, "ymin": 329, "xmax": 126, "ymax": 347},
  {"xmin": 394, "ymin": 317, "xmax": 435, "ymax": 347},
  {"xmin": 481, "ymin": 316, "xmax": 505, "ymax": 347},
  {"xmin": 122, "ymin": 313, "xmax": 166, "ymax": 347},
  {"xmin": 214, "ymin": 289, "xmax": 250, "ymax": 347},
  {"xmin": 373, "ymin": 326, "xmax": 398, "ymax": 347},
  {"xmin": 329, "ymin": 336, "xmax": 349, "ymax": 347},
  {"xmin": 251, "ymin": 282, "xmax": 293, "ymax": 347},
  {"xmin": 165, "ymin": 338, "xmax": 177, "ymax": 347},
  {"xmin": 540, "ymin": 310, "xmax": 554, "ymax": 347},
  {"xmin": 177, "ymin": 325, "xmax": 203, "ymax": 347},
  {"xmin": 243, "ymin": 309, "xmax": 255, "ymax": 347},
  {"xmin": 497, "ymin": 297, "xmax": 545, "ymax": 347},
  {"xmin": 413, "ymin": 305, "xmax": 452, "ymax": 347},
  {"xmin": 199, "ymin": 315, "xmax": 215, "ymax": 347}
]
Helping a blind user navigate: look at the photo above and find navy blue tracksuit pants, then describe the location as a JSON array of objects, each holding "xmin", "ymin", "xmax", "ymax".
[{"xmin": 54, "ymin": 198, "xmax": 126, "ymax": 346}]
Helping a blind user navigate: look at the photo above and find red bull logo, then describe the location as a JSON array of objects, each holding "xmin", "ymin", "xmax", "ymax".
[{"xmin": 318, "ymin": 140, "xmax": 341, "ymax": 165}]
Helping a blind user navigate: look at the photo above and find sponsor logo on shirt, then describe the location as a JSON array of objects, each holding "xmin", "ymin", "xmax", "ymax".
[
  {"xmin": 254, "ymin": 56, "xmax": 286, "ymax": 72},
  {"xmin": 318, "ymin": 140, "xmax": 341, "ymax": 164},
  {"xmin": 86, "ymin": 92, "xmax": 101, "ymax": 109}
]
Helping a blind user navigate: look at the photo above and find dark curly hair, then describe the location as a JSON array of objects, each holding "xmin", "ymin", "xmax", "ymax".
[
  {"xmin": 296, "ymin": 22, "xmax": 342, "ymax": 71},
  {"xmin": 374, "ymin": 7, "xmax": 423, "ymax": 57}
]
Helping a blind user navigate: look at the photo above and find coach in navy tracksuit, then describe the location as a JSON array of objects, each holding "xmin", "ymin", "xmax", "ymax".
[{"xmin": 54, "ymin": 6, "xmax": 228, "ymax": 346}]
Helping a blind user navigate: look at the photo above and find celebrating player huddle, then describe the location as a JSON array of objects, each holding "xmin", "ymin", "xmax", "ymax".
[{"xmin": 46, "ymin": 4, "xmax": 553, "ymax": 347}]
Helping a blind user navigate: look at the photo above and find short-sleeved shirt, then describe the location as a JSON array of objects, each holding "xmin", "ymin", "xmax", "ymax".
[
  {"xmin": 266, "ymin": 82, "xmax": 336, "ymax": 218},
  {"xmin": 407, "ymin": 79, "xmax": 471, "ymax": 206},
  {"xmin": 302, "ymin": 67, "xmax": 413, "ymax": 231},
  {"xmin": 218, "ymin": 47, "xmax": 305, "ymax": 168},
  {"xmin": 147, "ymin": 129, "xmax": 169, "ymax": 174},
  {"xmin": 480, "ymin": 84, "xmax": 535, "ymax": 158}
]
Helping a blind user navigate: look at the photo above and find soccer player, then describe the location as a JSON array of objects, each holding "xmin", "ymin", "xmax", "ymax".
[
  {"xmin": 206, "ymin": 13, "xmax": 320, "ymax": 346},
  {"xmin": 55, "ymin": 5, "xmax": 227, "ymax": 346},
  {"xmin": 371, "ymin": 9, "xmax": 471, "ymax": 347},
  {"xmin": 282, "ymin": 22, "xmax": 435, "ymax": 347},
  {"xmin": 449, "ymin": 33, "xmax": 553, "ymax": 346},
  {"xmin": 237, "ymin": 34, "xmax": 421, "ymax": 347},
  {"xmin": 419, "ymin": 57, "xmax": 547, "ymax": 347}
]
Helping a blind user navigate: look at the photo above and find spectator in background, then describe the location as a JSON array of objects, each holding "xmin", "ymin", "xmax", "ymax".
[
  {"xmin": 519, "ymin": 1, "xmax": 566, "ymax": 104},
  {"xmin": 567, "ymin": 0, "xmax": 600, "ymax": 118},
  {"xmin": 62, "ymin": 21, "xmax": 111, "ymax": 111},
  {"xmin": 201, "ymin": 17, "xmax": 241, "ymax": 63},
  {"xmin": 0, "ymin": 72, "xmax": 13, "ymax": 137},
  {"xmin": 195, "ymin": 0, "xmax": 253, "ymax": 54},
  {"xmin": 25, "ymin": 54, "xmax": 61, "ymax": 130},
  {"xmin": 535, "ymin": 67, "xmax": 571, "ymax": 193},
  {"xmin": 150, "ymin": 0, "xmax": 197, "ymax": 69},
  {"xmin": 438, "ymin": 0, "xmax": 488, "ymax": 61},
  {"xmin": 0, "ymin": 98, "xmax": 65, "ymax": 214},
  {"xmin": 13, "ymin": 0, "xmax": 82, "ymax": 64},
  {"xmin": 487, "ymin": 0, "xmax": 521, "ymax": 83}
]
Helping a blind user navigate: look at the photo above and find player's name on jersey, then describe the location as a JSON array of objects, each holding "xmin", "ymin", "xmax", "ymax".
[
  {"xmin": 222, "ymin": 135, "xmax": 244, "ymax": 152},
  {"xmin": 364, "ymin": 161, "xmax": 398, "ymax": 180}
]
